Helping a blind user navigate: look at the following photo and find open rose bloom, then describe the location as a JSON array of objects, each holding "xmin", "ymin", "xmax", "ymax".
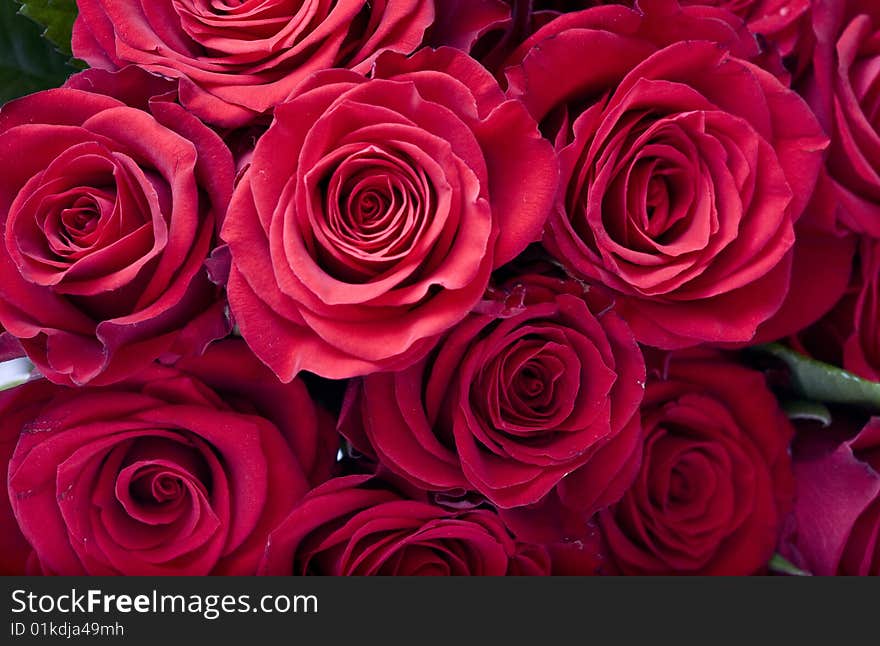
[{"xmin": 0, "ymin": 0, "xmax": 878, "ymax": 577}]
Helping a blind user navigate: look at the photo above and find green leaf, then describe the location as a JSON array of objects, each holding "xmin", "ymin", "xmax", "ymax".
[
  {"xmin": 781, "ymin": 400, "xmax": 833, "ymax": 426},
  {"xmin": 768, "ymin": 554, "xmax": 811, "ymax": 577},
  {"xmin": 0, "ymin": 0, "xmax": 72, "ymax": 103},
  {"xmin": 14, "ymin": 0, "xmax": 77, "ymax": 56},
  {"xmin": 754, "ymin": 343, "xmax": 880, "ymax": 412},
  {"xmin": 0, "ymin": 357, "xmax": 33, "ymax": 392},
  {"xmin": 0, "ymin": 375, "xmax": 28, "ymax": 391}
]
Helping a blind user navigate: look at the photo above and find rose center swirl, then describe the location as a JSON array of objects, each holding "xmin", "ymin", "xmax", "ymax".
[
  {"xmin": 171, "ymin": 0, "xmax": 317, "ymax": 52},
  {"xmin": 310, "ymin": 146, "xmax": 435, "ymax": 282}
]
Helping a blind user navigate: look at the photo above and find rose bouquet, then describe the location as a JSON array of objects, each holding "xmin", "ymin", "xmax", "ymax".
[{"xmin": 0, "ymin": 0, "xmax": 877, "ymax": 576}]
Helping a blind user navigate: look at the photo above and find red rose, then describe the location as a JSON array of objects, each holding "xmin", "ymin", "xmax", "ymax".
[
  {"xmin": 505, "ymin": 0, "xmax": 830, "ymax": 348},
  {"xmin": 222, "ymin": 47, "xmax": 558, "ymax": 381},
  {"xmin": 786, "ymin": 279, "xmax": 857, "ymax": 369},
  {"xmin": 0, "ymin": 79, "xmax": 233, "ymax": 386},
  {"xmin": 0, "ymin": 332, "xmax": 24, "ymax": 363},
  {"xmin": 546, "ymin": 525, "xmax": 609, "ymax": 575},
  {"xmin": 260, "ymin": 475, "xmax": 550, "ymax": 575},
  {"xmin": 72, "ymin": 0, "xmax": 435, "ymax": 127},
  {"xmin": 427, "ymin": 1, "xmax": 591, "ymax": 72},
  {"xmin": 785, "ymin": 417, "xmax": 880, "ymax": 575},
  {"xmin": 745, "ymin": 172, "xmax": 856, "ymax": 347},
  {"xmin": 340, "ymin": 268, "xmax": 644, "ymax": 542},
  {"xmin": 804, "ymin": 0, "xmax": 880, "ymax": 237},
  {"xmin": 679, "ymin": 0, "xmax": 813, "ymax": 61},
  {"xmin": 64, "ymin": 65, "xmax": 179, "ymax": 111},
  {"xmin": 172, "ymin": 341, "xmax": 339, "ymax": 487},
  {"xmin": 2, "ymin": 340, "xmax": 334, "ymax": 575},
  {"xmin": 0, "ymin": 381, "xmax": 37, "ymax": 574},
  {"xmin": 842, "ymin": 240, "xmax": 880, "ymax": 380},
  {"xmin": 598, "ymin": 352, "xmax": 794, "ymax": 575}
]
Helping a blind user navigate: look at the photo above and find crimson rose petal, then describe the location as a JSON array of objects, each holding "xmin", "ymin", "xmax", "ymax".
[
  {"xmin": 260, "ymin": 475, "xmax": 550, "ymax": 575},
  {"xmin": 72, "ymin": 0, "xmax": 435, "ymax": 127},
  {"xmin": 786, "ymin": 418, "xmax": 880, "ymax": 575}
]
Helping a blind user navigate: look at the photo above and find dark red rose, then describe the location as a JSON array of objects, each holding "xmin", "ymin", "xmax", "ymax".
[
  {"xmin": 546, "ymin": 525, "xmax": 609, "ymax": 575},
  {"xmin": 679, "ymin": 0, "xmax": 813, "ymax": 61},
  {"xmin": 72, "ymin": 0, "xmax": 435, "ymax": 127},
  {"xmin": 0, "ymin": 380, "xmax": 39, "ymax": 574},
  {"xmin": 844, "ymin": 240, "xmax": 880, "ymax": 380},
  {"xmin": 432, "ymin": 0, "xmax": 810, "ymax": 74},
  {"xmin": 340, "ymin": 269, "xmax": 644, "ymax": 542},
  {"xmin": 0, "ymin": 83, "xmax": 233, "ymax": 386},
  {"xmin": 222, "ymin": 47, "xmax": 558, "ymax": 381},
  {"xmin": 427, "ymin": 1, "xmax": 595, "ymax": 72},
  {"xmin": 172, "ymin": 340, "xmax": 339, "ymax": 487},
  {"xmin": 598, "ymin": 352, "xmax": 795, "ymax": 575},
  {"xmin": 64, "ymin": 65, "xmax": 178, "ymax": 111},
  {"xmin": 803, "ymin": 0, "xmax": 880, "ymax": 237},
  {"xmin": 0, "ymin": 332, "xmax": 24, "ymax": 363},
  {"xmin": 505, "ymin": 0, "xmax": 830, "ymax": 348},
  {"xmin": 2, "ymin": 340, "xmax": 334, "ymax": 575},
  {"xmin": 785, "ymin": 417, "xmax": 880, "ymax": 575},
  {"xmin": 786, "ymin": 275, "xmax": 858, "ymax": 369},
  {"xmin": 428, "ymin": 0, "xmax": 513, "ymax": 54},
  {"xmin": 260, "ymin": 475, "xmax": 550, "ymax": 575}
]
